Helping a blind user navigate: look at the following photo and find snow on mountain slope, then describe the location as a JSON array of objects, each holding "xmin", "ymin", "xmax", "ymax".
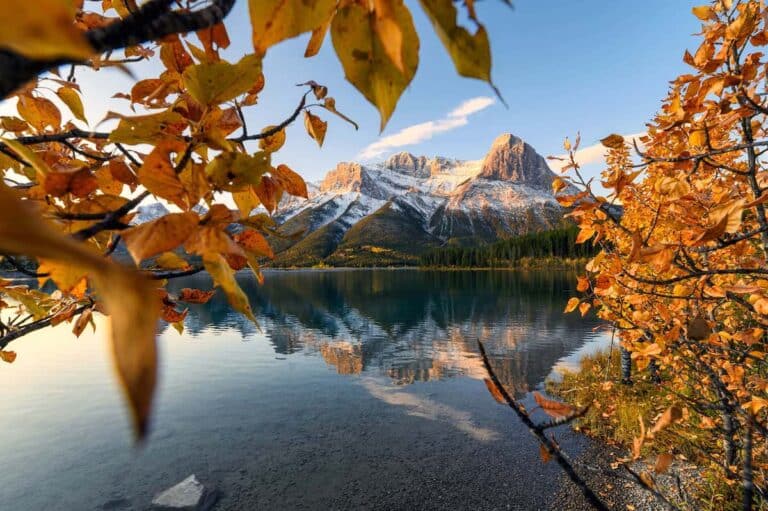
[{"xmin": 272, "ymin": 133, "xmax": 565, "ymax": 264}]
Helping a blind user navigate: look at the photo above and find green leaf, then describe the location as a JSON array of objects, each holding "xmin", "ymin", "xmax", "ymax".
[
  {"xmin": 331, "ymin": 0, "xmax": 418, "ymax": 130},
  {"xmin": 182, "ymin": 54, "xmax": 263, "ymax": 106}
]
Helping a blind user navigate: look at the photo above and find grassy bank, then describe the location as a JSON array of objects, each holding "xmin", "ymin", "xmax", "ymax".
[{"xmin": 548, "ymin": 350, "xmax": 753, "ymax": 510}]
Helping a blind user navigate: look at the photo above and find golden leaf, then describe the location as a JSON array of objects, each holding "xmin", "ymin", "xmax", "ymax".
[
  {"xmin": 56, "ymin": 87, "xmax": 87, "ymax": 124},
  {"xmin": 235, "ymin": 229, "xmax": 274, "ymax": 259},
  {"xmin": 271, "ymin": 164, "xmax": 308, "ymax": 198},
  {"xmin": 155, "ymin": 252, "xmax": 190, "ymax": 271},
  {"xmin": 259, "ymin": 125, "xmax": 286, "ymax": 153},
  {"xmin": 0, "ymin": 0, "xmax": 93, "ymax": 60},
  {"xmin": 564, "ymin": 297, "xmax": 580, "ymax": 313},
  {"xmin": 331, "ymin": 0, "xmax": 418, "ymax": 130},
  {"xmin": 203, "ymin": 252, "xmax": 257, "ymax": 324},
  {"xmin": 692, "ymin": 6, "xmax": 713, "ymax": 21},
  {"xmin": 109, "ymin": 111, "xmax": 186, "ymax": 145},
  {"xmin": 0, "ymin": 183, "xmax": 159, "ymax": 438},
  {"xmin": 137, "ymin": 142, "xmax": 188, "ymax": 209},
  {"xmin": 121, "ymin": 212, "xmax": 199, "ymax": 264},
  {"xmin": 304, "ymin": 110, "xmax": 328, "ymax": 147},
  {"xmin": 250, "ymin": 0, "xmax": 337, "ymax": 56},
  {"xmin": 305, "ymin": 19, "xmax": 332, "ymax": 58},
  {"xmin": 419, "ymin": 0, "xmax": 492, "ymax": 83},
  {"xmin": 182, "ymin": 54, "xmax": 263, "ymax": 106}
]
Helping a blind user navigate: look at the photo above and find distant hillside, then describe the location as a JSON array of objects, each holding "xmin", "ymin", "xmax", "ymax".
[{"xmin": 419, "ymin": 225, "xmax": 598, "ymax": 268}]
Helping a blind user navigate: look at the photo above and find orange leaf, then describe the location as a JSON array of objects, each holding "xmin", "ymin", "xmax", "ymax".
[
  {"xmin": 654, "ymin": 453, "xmax": 673, "ymax": 474},
  {"xmin": 271, "ymin": 164, "xmax": 308, "ymax": 199},
  {"xmin": 178, "ymin": 288, "xmax": 216, "ymax": 304},
  {"xmin": 533, "ymin": 391, "xmax": 575, "ymax": 419},
  {"xmin": 483, "ymin": 378, "xmax": 506, "ymax": 404}
]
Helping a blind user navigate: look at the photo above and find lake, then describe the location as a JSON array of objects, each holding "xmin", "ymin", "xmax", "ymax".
[{"xmin": 0, "ymin": 269, "xmax": 610, "ymax": 511}]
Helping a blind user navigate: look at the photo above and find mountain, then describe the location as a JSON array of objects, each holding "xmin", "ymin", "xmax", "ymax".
[{"xmin": 271, "ymin": 133, "xmax": 565, "ymax": 267}]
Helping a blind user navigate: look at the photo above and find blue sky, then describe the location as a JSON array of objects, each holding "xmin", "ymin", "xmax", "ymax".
[
  {"xmin": 243, "ymin": 0, "xmax": 703, "ymax": 180},
  {"xmin": 32, "ymin": 1, "xmax": 704, "ymax": 182}
]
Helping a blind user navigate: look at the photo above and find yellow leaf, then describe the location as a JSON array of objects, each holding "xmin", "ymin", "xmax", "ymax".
[
  {"xmin": 182, "ymin": 54, "xmax": 263, "ymax": 106},
  {"xmin": 709, "ymin": 198, "xmax": 745, "ymax": 235},
  {"xmin": 18, "ymin": 95, "xmax": 61, "ymax": 131},
  {"xmin": 0, "ymin": 0, "xmax": 93, "ymax": 60},
  {"xmin": 552, "ymin": 177, "xmax": 567, "ymax": 194},
  {"xmin": 259, "ymin": 125, "xmax": 286, "ymax": 153},
  {"xmin": 136, "ymin": 143, "xmax": 188, "ymax": 209},
  {"xmin": 109, "ymin": 111, "xmax": 186, "ymax": 145},
  {"xmin": 203, "ymin": 252, "xmax": 257, "ymax": 324},
  {"xmin": 0, "ymin": 182, "xmax": 159, "ymax": 438},
  {"xmin": 654, "ymin": 176, "xmax": 690, "ymax": 201},
  {"xmin": 374, "ymin": 0, "xmax": 406, "ymax": 73},
  {"xmin": 688, "ymin": 129, "xmax": 706, "ymax": 147},
  {"xmin": 121, "ymin": 212, "xmax": 199, "ymax": 264},
  {"xmin": 57, "ymin": 87, "xmax": 87, "ymax": 124},
  {"xmin": 419, "ymin": 0, "xmax": 492, "ymax": 83},
  {"xmin": 305, "ymin": 19, "xmax": 332, "ymax": 58},
  {"xmin": 250, "ymin": 0, "xmax": 337, "ymax": 56},
  {"xmin": 692, "ymin": 6, "xmax": 713, "ymax": 21},
  {"xmin": 564, "ymin": 297, "xmax": 580, "ymax": 313},
  {"xmin": 2, "ymin": 138, "xmax": 52, "ymax": 178},
  {"xmin": 304, "ymin": 110, "xmax": 328, "ymax": 147},
  {"xmin": 331, "ymin": 0, "xmax": 418, "ymax": 130},
  {"xmin": 155, "ymin": 251, "xmax": 190, "ymax": 270},
  {"xmin": 232, "ymin": 186, "xmax": 260, "ymax": 217},
  {"xmin": 37, "ymin": 259, "xmax": 88, "ymax": 296}
]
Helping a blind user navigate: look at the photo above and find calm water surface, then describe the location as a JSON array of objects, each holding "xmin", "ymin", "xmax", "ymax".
[{"xmin": 0, "ymin": 270, "xmax": 609, "ymax": 510}]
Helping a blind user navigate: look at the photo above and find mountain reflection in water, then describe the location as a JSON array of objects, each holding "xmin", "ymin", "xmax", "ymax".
[
  {"xmin": 0, "ymin": 269, "xmax": 611, "ymax": 511},
  {"xmin": 169, "ymin": 269, "xmax": 605, "ymax": 394}
]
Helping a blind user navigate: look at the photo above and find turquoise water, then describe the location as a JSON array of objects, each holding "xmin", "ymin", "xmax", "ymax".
[{"xmin": 0, "ymin": 269, "xmax": 608, "ymax": 510}]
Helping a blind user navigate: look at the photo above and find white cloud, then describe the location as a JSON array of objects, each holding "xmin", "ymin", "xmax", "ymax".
[
  {"xmin": 448, "ymin": 96, "xmax": 495, "ymax": 118},
  {"xmin": 359, "ymin": 96, "xmax": 496, "ymax": 159},
  {"xmin": 547, "ymin": 132, "xmax": 646, "ymax": 172}
]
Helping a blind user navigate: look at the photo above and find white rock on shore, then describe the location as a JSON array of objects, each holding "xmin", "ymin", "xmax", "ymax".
[{"xmin": 150, "ymin": 474, "xmax": 218, "ymax": 511}]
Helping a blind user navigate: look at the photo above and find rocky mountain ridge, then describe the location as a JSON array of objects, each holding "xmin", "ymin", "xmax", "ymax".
[
  {"xmin": 271, "ymin": 133, "xmax": 565, "ymax": 266},
  {"xmin": 129, "ymin": 133, "xmax": 566, "ymax": 267}
]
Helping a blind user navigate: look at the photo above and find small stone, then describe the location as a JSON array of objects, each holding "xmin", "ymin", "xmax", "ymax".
[{"xmin": 151, "ymin": 475, "xmax": 218, "ymax": 511}]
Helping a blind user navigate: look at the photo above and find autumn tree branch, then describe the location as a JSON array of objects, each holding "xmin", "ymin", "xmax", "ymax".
[{"xmin": 0, "ymin": 0, "xmax": 236, "ymax": 98}]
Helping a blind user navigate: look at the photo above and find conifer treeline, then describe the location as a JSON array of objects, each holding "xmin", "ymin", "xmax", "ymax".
[{"xmin": 419, "ymin": 226, "xmax": 597, "ymax": 268}]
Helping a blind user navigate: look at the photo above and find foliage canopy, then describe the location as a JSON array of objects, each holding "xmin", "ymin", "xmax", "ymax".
[{"xmin": 0, "ymin": 0, "xmax": 507, "ymax": 438}]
